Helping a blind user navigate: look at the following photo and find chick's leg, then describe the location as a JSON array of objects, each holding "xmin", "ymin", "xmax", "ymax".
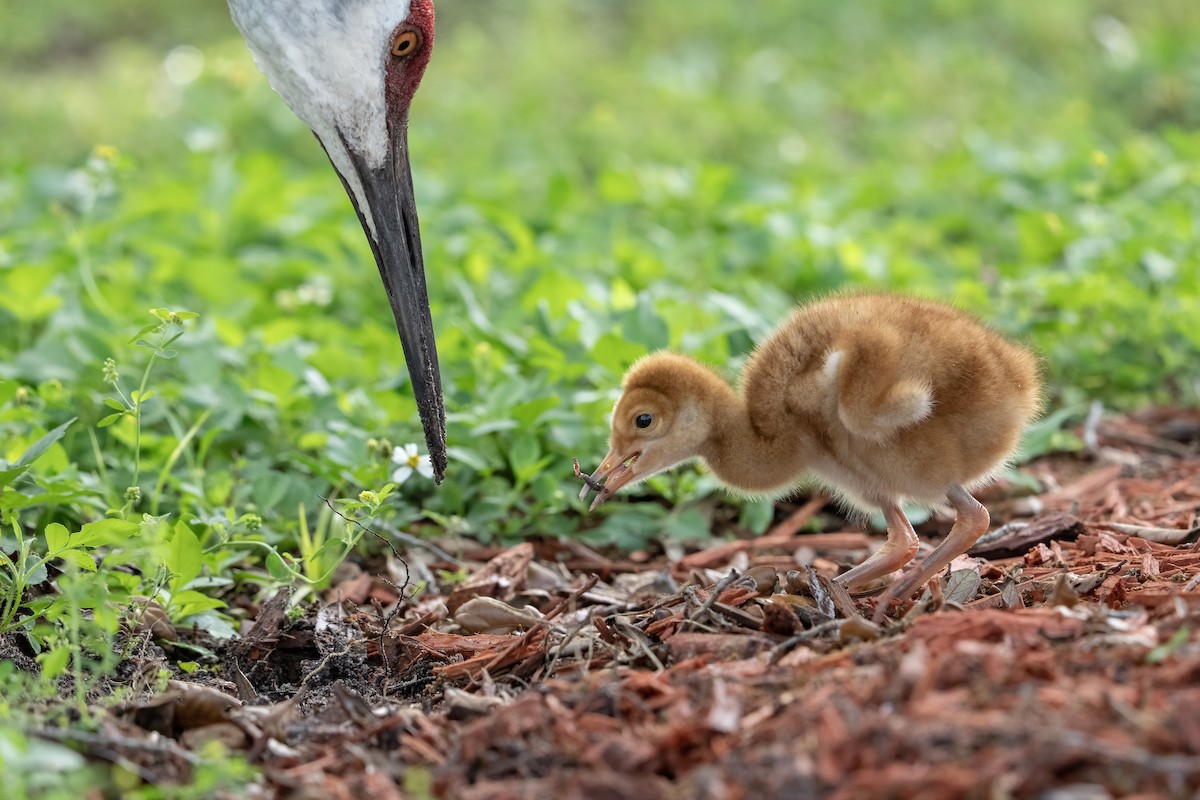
[
  {"xmin": 872, "ymin": 485, "xmax": 989, "ymax": 621},
  {"xmin": 835, "ymin": 502, "xmax": 919, "ymax": 590}
]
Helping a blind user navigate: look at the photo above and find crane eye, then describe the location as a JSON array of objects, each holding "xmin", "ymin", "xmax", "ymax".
[
  {"xmin": 391, "ymin": 30, "xmax": 422, "ymax": 59},
  {"xmin": 635, "ymin": 414, "xmax": 653, "ymax": 429}
]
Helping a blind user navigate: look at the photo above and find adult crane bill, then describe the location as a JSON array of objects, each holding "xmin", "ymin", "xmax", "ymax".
[
  {"xmin": 331, "ymin": 126, "xmax": 447, "ymax": 485},
  {"xmin": 225, "ymin": 0, "xmax": 447, "ymax": 481}
]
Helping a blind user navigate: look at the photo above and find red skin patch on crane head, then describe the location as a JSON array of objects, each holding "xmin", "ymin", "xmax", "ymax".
[
  {"xmin": 385, "ymin": 0, "xmax": 435, "ymax": 125},
  {"xmin": 407, "ymin": 0, "xmax": 435, "ymax": 38}
]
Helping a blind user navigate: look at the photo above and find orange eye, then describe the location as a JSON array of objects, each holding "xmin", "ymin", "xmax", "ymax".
[{"xmin": 391, "ymin": 30, "xmax": 422, "ymax": 58}]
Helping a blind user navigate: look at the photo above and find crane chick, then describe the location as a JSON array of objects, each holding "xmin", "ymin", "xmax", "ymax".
[{"xmin": 578, "ymin": 293, "xmax": 1042, "ymax": 607}]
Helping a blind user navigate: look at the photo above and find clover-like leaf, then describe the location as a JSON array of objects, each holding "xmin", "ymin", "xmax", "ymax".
[
  {"xmin": 44, "ymin": 523, "xmax": 69, "ymax": 553},
  {"xmin": 57, "ymin": 549, "xmax": 98, "ymax": 572}
]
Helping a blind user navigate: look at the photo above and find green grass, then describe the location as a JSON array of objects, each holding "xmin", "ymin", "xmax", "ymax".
[{"xmin": 0, "ymin": 0, "xmax": 1198, "ymax": 746}]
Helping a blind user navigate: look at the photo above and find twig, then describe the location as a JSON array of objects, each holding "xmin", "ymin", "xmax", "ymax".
[
  {"xmin": 677, "ymin": 496, "xmax": 841, "ymax": 571},
  {"xmin": 1099, "ymin": 425, "xmax": 1195, "ymax": 457},
  {"xmin": 321, "ymin": 496, "xmax": 405, "ymax": 589},
  {"xmin": 765, "ymin": 494, "xmax": 828, "ymax": 538},
  {"xmin": 708, "ymin": 601, "xmax": 763, "ymax": 630},
  {"xmin": 768, "ymin": 619, "xmax": 841, "ymax": 663},
  {"xmin": 544, "ymin": 618, "xmax": 594, "ymax": 678},
  {"xmin": 299, "ymin": 642, "xmax": 357, "ymax": 694},
  {"xmin": 627, "ymin": 624, "xmax": 667, "ymax": 671},
  {"xmin": 687, "ymin": 570, "xmax": 739, "ymax": 624},
  {"xmin": 320, "ymin": 494, "xmax": 420, "ymax": 674},
  {"xmin": 606, "ymin": 615, "xmax": 667, "ymax": 671},
  {"xmin": 320, "ymin": 494, "xmax": 465, "ymax": 571}
]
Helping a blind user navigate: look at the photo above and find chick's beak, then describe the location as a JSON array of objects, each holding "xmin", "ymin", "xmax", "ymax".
[{"xmin": 578, "ymin": 449, "xmax": 641, "ymax": 511}]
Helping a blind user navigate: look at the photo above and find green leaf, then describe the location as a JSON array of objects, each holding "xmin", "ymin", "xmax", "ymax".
[
  {"xmin": 510, "ymin": 396, "xmax": 557, "ymax": 427},
  {"xmin": 0, "ymin": 465, "xmax": 27, "ymax": 491},
  {"xmin": 44, "ymin": 522, "xmax": 69, "ymax": 553},
  {"xmin": 165, "ymin": 521, "xmax": 202, "ymax": 590},
  {"xmin": 169, "ymin": 589, "xmax": 227, "ymax": 618},
  {"xmin": 184, "ymin": 611, "xmax": 236, "ymax": 640},
  {"xmin": 103, "ymin": 397, "xmax": 126, "ymax": 411},
  {"xmin": 24, "ymin": 551, "xmax": 49, "ymax": 584},
  {"xmin": 129, "ymin": 322, "xmax": 162, "ymax": 343},
  {"xmin": 56, "ymin": 549, "xmax": 98, "ymax": 572},
  {"xmin": 37, "ymin": 645, "xmax": 70, "ymax": 680},
  {"xmin": 97, "ymin": 413, "xmax": 125, "ymax": 428},
  {"xmin": 447, "ymin": 446, "xmax": 490, "ymax": 472},
  {"xmin": 508, "ymin": 433, "xmax": 551, "ymax": 486},
  {"xmin": 1018, "ymin": 406, "xmax": 1084, "ymax": 461},
  {"xmin": 72, "ymin": 518, "xmax": 139, "ymax": 547},
  {"xmin": 266, "ymin": 550, "xmax": 297, "ymax": 582},
  {"xmin": 1146, "ymin": 626, "xmax": 1190, "ymax": 664},
  {"xmin": 14, "ymin": 418, "xmax": 76, "ymax": 468},
  {"xmin": 590, "ymin": 332, "xmax": 647, "ymax": 375},
  {"xmin": 663, "ymin": 507, "xmax": 712, "ymax": 541},
  {"xmin": 312, "ymin": 537, "xmax": 347, "ymax": 565},
  {"xmin": 738, "ymin": 500, "xmax": 776, "ymax": 535}
]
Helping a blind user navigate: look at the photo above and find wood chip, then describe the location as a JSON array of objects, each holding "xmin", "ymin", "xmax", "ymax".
[{"xmin": 970, "ymin": 512, "xmax": 1087, "ymax": 557}]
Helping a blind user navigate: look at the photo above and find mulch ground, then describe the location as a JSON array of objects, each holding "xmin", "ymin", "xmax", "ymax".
[{"xmin": 15, "ymin": 407, "xmax": 1200, "ymax": 798}]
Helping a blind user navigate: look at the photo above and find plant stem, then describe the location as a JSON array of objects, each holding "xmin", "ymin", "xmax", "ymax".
[
  {"xmin": 151, "ymin": 407, "xmax": 212, "ymax": 515},
  {"xmin": 85, "ymin": 426, "xmax": 112, "ymax": 500},
  {"xmin": 130, "ymin": 350, "xmax": 160, "ymax": 491},
  {"xmin": 70, "ymin": 223, "xmax": 115, "ymax": 320},
  {"xmin": 0, "ymin": 519, "xmax": 33, "ymax": 633}
]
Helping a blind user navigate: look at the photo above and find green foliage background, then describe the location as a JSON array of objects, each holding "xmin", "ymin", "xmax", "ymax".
[{"xmin": 2, "ymin": 1, "xmax": 1199, "ymax": 570}]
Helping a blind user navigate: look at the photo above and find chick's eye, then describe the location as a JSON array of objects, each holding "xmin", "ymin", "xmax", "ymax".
[
  {"xmin": 391, "ymin": 30, "xmax": 422, "ymax": 58},
  {"xmin": 635, "ymin": 414, "xmax": 653, "ymax": 429}
]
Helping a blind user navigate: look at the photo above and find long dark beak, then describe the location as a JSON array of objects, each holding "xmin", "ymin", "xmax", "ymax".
[{"xmin": 323, "ymin": 130, "xmax": 447, "ymax": 482}]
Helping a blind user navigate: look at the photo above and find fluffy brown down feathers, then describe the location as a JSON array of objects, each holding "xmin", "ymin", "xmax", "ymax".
[{"xmin": 579, "ymin": 293, "xmax": 1041, "ymax": 603}]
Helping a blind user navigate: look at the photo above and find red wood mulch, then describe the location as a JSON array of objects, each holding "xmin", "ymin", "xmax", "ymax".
[{"xmin": 33, "ymin": 408, "xmax": 1200, "ymax": 798}]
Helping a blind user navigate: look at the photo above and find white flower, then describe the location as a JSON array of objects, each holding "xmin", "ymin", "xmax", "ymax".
[{"xmin": 391, "ymin": 443, "xmax": 433, "ymax": 483}]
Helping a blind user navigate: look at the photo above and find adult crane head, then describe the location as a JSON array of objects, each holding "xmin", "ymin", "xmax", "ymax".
[{"xmin": 227, "ymin": 0, "xmax": 446, "ymax": 480}]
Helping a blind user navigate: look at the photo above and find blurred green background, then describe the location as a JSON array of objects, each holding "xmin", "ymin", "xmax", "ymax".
[{"xmin": 2, "ymin": 0, "xmax": 1199, "ymax": 550}]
